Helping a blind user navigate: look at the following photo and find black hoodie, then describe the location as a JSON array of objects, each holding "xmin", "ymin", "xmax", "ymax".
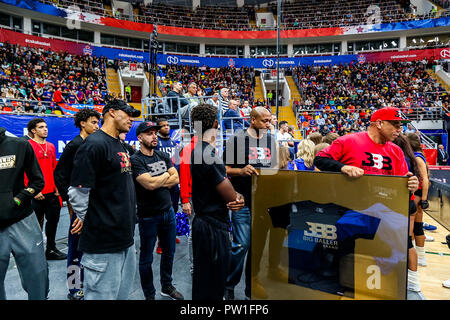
[{"xmin": 0, "ymin": 127, "xmax": 44, "ymax": 229}]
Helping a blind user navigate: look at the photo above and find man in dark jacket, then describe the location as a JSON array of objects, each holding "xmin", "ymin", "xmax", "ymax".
[
  {"xmin": 0, "ymin": 127, "xmax": 47, "ymax": 300},
  {"xmin": 166, "ymin": 81, "xmax": 189, "ymax": 119},
  {"xmin": 54, "ymin": 108, "xmax": 100, "ymax": 301}
]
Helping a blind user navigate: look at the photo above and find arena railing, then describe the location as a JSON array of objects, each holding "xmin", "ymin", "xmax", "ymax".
[{"xmin": 0, "ymin": 98, "xmax": 98, "ymax": 117}]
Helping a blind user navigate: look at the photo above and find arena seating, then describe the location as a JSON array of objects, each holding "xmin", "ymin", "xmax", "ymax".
[
  {"xmin": 292, "ymin": 60, "xmax": 449, "ymax": 133},
  {"xmin": 38, "ymin": 0, "xmax": 440, "ymax": 31},
  {"xmin": 158, "ymin": 64, "xmax": 256, "ymax": 104},
  {"xmin": 0, "ymin": 42, "xmax": 108, "ymax": 111}
]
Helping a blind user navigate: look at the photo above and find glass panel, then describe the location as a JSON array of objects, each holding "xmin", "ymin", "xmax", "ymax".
[
  {"xmin": 216, "ymin": 46, "xmax": 226, "ymax": 55},
  {"xmin": 61, "ymin": 26, "xmax": 78, "ymax": 40},
  {"xmin": 188, "ymin": 44, "xmax": 199, "ymax": 54},
  {"xmin": 176, "ymin": 43, "xmax": 188, "ymax": 53},
  {"xmin": 42, "ymin": 23, "xmax": 60, "ymax": 36},
  {"xmin": 115, "ymin": 36, "xmax": 128, "ymax": 47},
  {"xmin": 165, "ymin": 42, "xmax": 176, "ymax": 52},
  {"xmin": 0, "ymin": 13, "xmax": 10, "ymax": 27},
  {"xmin": 129, "ymin": 38, "xmax": 142, "ymax": 49},
  {"xmin": 101, "ymin": 33, "xmax": 115, "ymax": 45},
  {"xmin": 205, "ymin": 45, "xmax": 215, "ymax": 54},
  {"xmin": 226, "ymin": 46, "xmax": 236, "ymax": 55},
  {"xmin": 78, "ymin": 30, "xmax": 94, "ymax": 42},
  {"xmin": 12, "ymin": 17, "xmax": 22, "ymax": 30},
  {"xmin": 318, "ymin": 43, "xmax": 332, "ymax": 53}
]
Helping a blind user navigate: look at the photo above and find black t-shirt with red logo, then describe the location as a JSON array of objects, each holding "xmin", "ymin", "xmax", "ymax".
[
  {"xmin": 131, "ymin": 150, "xmax": 173, "ymax": 217},
  {"xmin": 71, "ymin": 130, "xmax": 137, "ymax": 254},
  {"xmin": 223, "ymin": 130, "xmax": 277, "ymax": 210}
]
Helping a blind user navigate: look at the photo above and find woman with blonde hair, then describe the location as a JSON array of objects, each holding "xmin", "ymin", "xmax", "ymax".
[{"xmin": 293, "ymin": 139, "xmax": 315, "ymax": 171}]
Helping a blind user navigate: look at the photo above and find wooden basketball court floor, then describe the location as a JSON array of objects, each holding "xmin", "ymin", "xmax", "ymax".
[{"xmin": 418, "ymin": 212, "xmax": 450, "ymax": 300}]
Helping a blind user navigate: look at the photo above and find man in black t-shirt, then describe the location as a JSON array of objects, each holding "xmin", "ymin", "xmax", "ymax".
[
  {"xmin": 222, "ymin": 107, "xmax": 278, "ymax": 300},
  {"xmin": 54, "ymin": 108, "xmax": 100, "ymax": 301},
  {"xmin": 190, "ymin": 103, "xmax": 245, "ymax": 300},
  {"xmin": 68, "ymin": 99, "xmax": 140, "ymax": 300},
  {"xmin": 130, "ymin": 121, "xmax": 184, "ymax": 300}
]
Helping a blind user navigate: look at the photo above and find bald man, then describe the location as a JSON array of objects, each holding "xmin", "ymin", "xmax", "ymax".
[{"xmin": 223, "ymin": 107, "xmax": 278, "ymax": 300}]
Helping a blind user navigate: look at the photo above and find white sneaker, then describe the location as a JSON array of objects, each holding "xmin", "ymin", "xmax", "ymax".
[
  {"xmin": 418, "ymin": 257, "xmax": 427, "ymax": 267},
  {"xmin": 425, "ymin": 234, "xmax": 434, "ymax": 242},
  {"xmin": 443, "ymin": 279, "xmax": 450, "ymax": 289}
]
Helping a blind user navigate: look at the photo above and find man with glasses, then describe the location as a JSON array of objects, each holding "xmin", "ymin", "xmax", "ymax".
[{"xmin": 314, "ymin": 106, "xmax": 423, "ymax": 300}]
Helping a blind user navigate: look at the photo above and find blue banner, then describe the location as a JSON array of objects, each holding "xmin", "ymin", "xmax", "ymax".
[
  {"xmin": 157, "ymin": 54, "xmax": 357, "ymax": 68},
  {"xmin": 0, "ymin": 114, "xmax": 142, "ymax": 159},
  {"xmin": 92, "ymin": 46, "xmax": 147, "ymax": 62}
]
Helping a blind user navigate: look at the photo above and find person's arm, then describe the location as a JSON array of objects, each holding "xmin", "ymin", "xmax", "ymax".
[
  {"xmin": 54, "ymin": 141, "xmax": 77, "ymax": 202},
  {"xmin": 216, "ymin": 177, "xmax": 245, "ymax": 211},
  {"xmin": 17, "ymin": 142, "xmax": 45, "ymax": 205},
  {"xmin": 136, "ymin": 171, "xmax": 170, "ymax": 191},
  {"xmin": 68, "ymin": 140, "xmax": 102, "ymax": 234},
  {"xmin": 416, "ymin": 157, "xmax": 429, "ymax": 201},
  {"xmin": 162, "ymin": 167, "xmax": 179, "ymax": 188},
  {"xmin": 314, "ymin": 140, "xmax": 364, "ymax": 178}
]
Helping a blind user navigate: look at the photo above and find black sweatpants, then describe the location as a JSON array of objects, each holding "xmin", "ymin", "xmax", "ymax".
[
  {"xmin": 192, "ymin": 215, "xmax": 230, "ymax": 300},
  {"xmin": 32, "ymin": 193, "xmax": 61, "ymax": 250}
]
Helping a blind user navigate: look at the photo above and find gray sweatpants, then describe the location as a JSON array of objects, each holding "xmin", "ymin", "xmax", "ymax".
[
  {"xmin": 81, "ymin": 244, "xmax": 136, "ymax": 300},
  {"xmin": 0, "ymin": 213, "xmax": 49, "ymax": 300}
]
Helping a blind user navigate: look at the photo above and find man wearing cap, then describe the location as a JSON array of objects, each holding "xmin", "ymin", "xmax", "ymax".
[
  {"xmin": 314, "ymin": 106, "xmax": 424, "ymax": 300},
  {"xmin": 130, "ymin": 121, "xmax": 184, "ymax": 300},
  {"xmin": 67, "ymin": 99, "xmax": 141, "ymax": 300}
]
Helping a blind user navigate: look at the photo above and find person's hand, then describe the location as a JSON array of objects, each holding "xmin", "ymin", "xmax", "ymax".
[
  {"xmin": 34, "ymin": 192, "xmax": 45, "ymax": 200},
  {"xmin": 341, "ymin": 165, "xmax": 364, "ymax": 178},
  {"xmin": 227, "ymin": 193, "xmax": 245, "ymax": 211},
  {"xmin": 71, "ymin": 217, "xmax": 83, "ymax": 235},
  {"xmin": 406, "ymin": 172, "xmax": 419, "ymax": 193},
  {"xmin": 240, "ymin": 165, "xmax": 259, "ymax": 177},
  {"xmin": 182, "ymin": 202, "xmax": 192, "ymax": 216}
]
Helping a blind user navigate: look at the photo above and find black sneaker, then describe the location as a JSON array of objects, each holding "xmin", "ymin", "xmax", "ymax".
[
  {"xmin": 67, "ymin": 290, "xmax": 84, "ymax": 300},
  {"xmin": 224, "ymin": 288, "xmax": 234, "ymax": 300},
  {"xmin": 46, "ymin": 248, "xmax": 67, "ymax": 260},
  {"xmin": 161, "ymin": 285, "xmax": 184, "ymax": 300}
]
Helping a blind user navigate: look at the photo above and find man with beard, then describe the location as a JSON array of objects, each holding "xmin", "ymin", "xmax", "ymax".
[
  {"xmin": 131, "ymin": 121, "xmax": 184, "ymax": 300},
  {"xmin": 54, "ymin": 108, "xmax": 100, "ymax": 300},
  {"xmin": 68, "ymin": 99, "xmax": 140, "ymax": 300}
]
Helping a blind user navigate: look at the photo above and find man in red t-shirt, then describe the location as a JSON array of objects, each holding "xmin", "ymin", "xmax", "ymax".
[
  {"xmin": 27, "ymin": 118, "xmax": 66, "ymax": 261},
  {"xmin": 314, "ymin": 107, "xmax": 424, "ymax": 300}
]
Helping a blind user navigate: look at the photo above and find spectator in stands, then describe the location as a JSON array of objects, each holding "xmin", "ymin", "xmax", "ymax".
[
  {"xmin": 307, "ymin": 132, "xmax": 323, "ymax": 145},
  {"xmin": 241, "ymin": 100, "xmax": 252, "ymax": 119},
  {"xmin": 166, "ymin": 81, "xmax": 189, "ymax": 119},
  {"xmin": 223, "ymin": 99, "xmax": 250, "ymax": 132},
  {"xmin": 219, "ymin": 87, "xmax": 230, "ymax": 115},
  {"xmin": 276, "ymin": 121, "xmax": 294, "ymax": 147},
  {"xmin": 206, "ymin": 91, "xmax": 220, "ymax": 109},
  {"xmin": 293, "ymin": 139, "xmax": 316, "ymax": 171}
]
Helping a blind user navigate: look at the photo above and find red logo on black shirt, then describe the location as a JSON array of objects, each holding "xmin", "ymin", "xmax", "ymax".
[{"xmin": 117, "ymin": 152, "xmax": 132, "ymax": 173}]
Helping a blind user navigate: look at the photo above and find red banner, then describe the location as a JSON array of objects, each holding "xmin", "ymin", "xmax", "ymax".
[
  {"xmin": 361, "ymin": 47, "xmax": 450, "ymax": 63},
  {"xmin": 156, "ymin": 25, "xmax": 342, "ymax": 39},
  {"xmin": 424, "ymin": 149, "xmax": 438, "ymax": 166},
  {"xmin": 0, "ymin": 28, "xmax": 86, "ymax": 55}
]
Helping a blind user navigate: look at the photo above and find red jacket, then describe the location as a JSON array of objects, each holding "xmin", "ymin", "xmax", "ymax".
[{"xmin": 179, "ymin": 135, "xmax": 198, "ymax": 204}]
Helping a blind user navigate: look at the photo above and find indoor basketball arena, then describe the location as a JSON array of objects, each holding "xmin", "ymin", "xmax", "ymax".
[{"xmin": 0, "ymin": 0, "xmax": 449, "ymax": 306}]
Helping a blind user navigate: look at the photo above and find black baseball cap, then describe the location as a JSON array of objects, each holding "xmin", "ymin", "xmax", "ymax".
[
  {"xmin": 102, "ymin": 99, "xmax": 141, "ymax": 117},
  {"xmin": 136, "ymin": 121, "xmax": 162, "ymax": 136}
]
